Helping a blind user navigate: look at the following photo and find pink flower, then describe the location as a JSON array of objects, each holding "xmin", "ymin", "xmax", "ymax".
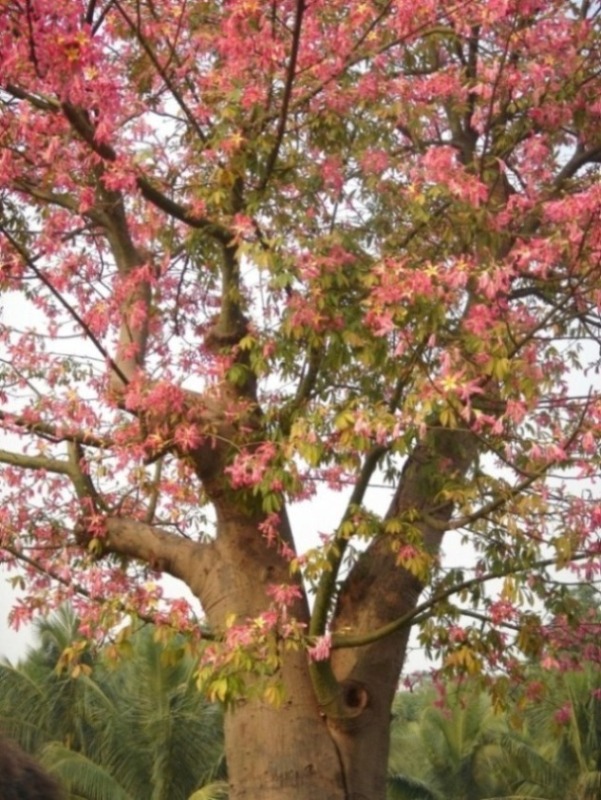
[
  {"xmin": 540, "ymin": 655, "xmax": 560, "ymax": 670},
  {"xmin": 448, "ymin": 625, "xmax": 467, "ymax": 643},
  {"xmin": 489, "ymin": 600, "xmax": 516, "ymax": 624},
  {"xmin": 361, "ymin": 149, "xmax": 389, "ymax": 175},
  {"xmin": 258, "ymin": 513, "xmax": 281, "ymax": 545},
  {"xmin": 225, "ymin": 442, "xmax": 278, "ymax": 488},
  {"xmin": 554, "ymin": 702, "xmax": 572, "ymax": 726},
  {"xmin": 225, "ymin": 624, "xmax": 255, "ymax": 648},
  {"xmin": 307, "ymin": 633, "xmax": 332, "ymax": 662},
  {"xmin": 174, "ymin": 423, "xmax": 203, "ymax": 452},
  {"xmin": 590, "ymin": 507, "xmax": 601, "ymax": 528},
  {"xmin": 266, "ymin": 583, "xmax": 302, "ymax": 606},
  {"xmin": 582, "ymin": 431, "xmax": 596, "ymax": 455}
]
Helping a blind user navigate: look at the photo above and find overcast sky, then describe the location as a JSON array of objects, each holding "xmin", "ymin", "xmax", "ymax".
[{"xmin": 1, "ymin": 572, "xmax": 36, "ymax": 663}]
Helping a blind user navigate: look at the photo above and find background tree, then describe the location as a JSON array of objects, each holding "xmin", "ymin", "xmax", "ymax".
[
  {"xmin": 1, "ymin": 1, "xmax": 601, "ymax": 798},
  {"xmin": 387, "ymin": 664, "xmax": 601, "ymax": 800},
  {"xmin": 0, "ymin": 606, "xmax": 94, "ymax": 756},
  {"xmin": 0, "ymin": 610, "xmax": 225, "ymax": 800},
  {"xmin": 494, "ymin": 666, "xmax": 601, "ymax": 800},
  {"xmin": 388, "ymin": 683, "xmax": 513, "ymax": 800}
]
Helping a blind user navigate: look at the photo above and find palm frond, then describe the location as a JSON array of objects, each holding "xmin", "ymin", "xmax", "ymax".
[
  {"xmin": 41, "ymin": 741, "xmax": 132, "ymax": 800},
  {"xmin": 387, "ymin": 772, "xmax": 440, "ymax": 800},
  {"xmin": 498, "ymin": 733, "xmax": 567, "ymax": 796},
  {"xmin": 188, "ymin": 780, "xmax": 229, "ymax": 800}
]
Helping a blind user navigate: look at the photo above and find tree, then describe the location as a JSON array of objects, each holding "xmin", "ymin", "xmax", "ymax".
[
  {"xmin": 388, "ymin": 683, "xmax": 513, "ymax": 800},
  {"xmin": 0, "ymin": 611, "xmax": 225, "ymax": 800},
  {"xmin": 494, "ymin": 665, "xmax": 601, "ymax": 800},
  {"xmin": 1, "ymin": 1, "xmax": 601, "ymax": 797},
  {"xmin": 387, "ymin": 666, "xmax": 601, "ymax": 800},
  {"xmin": 0, "ymin": 606, "xmax": 94, "ymax": 756}
]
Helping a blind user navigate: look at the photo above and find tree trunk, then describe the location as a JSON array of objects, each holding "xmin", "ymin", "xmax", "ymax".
[
  {"xmin": 223, "ymin": 652, "xmax": 346, "ymax": 800},
  {"xmin": 222, "ymin": 633, "xmax": 414, "ymax": 800},
  {"xmin": 195, "ymin": 507, "xmax": 407, "ymax": 800},
  {"xmin": 327, "ymin": 597, "xmax": 419, "ymax": 799},
  {"xmin": 193, "ymin": 509, "xmax": 347, "ymax": 798},
  {"xmin": 101, "ymin": 402, "xmax": 478, "ymax": 800}
]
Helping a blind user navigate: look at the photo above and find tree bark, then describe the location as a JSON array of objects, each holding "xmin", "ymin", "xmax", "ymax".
[
  {"xmin": 324, "ymin": 427, "xmax": 480, "ymax": 799},
  {"xmin": 223, "ymin": 657, "xmax": 346, "ymax": 800},
  {"xmin": 196, "ymin": 511, "xmax": 348, "ymax": 800}
]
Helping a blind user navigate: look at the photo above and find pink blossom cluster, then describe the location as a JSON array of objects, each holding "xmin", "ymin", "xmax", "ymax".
[{"xmin": 225, "ymin": 442, "xmax": 278, "ymax": 489}]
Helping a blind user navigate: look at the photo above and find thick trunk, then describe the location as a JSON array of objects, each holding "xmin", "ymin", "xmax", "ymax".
[
  {"xmin": 323, "ymin": 428, "xmax": 481, "ymax": 798},
  {"xmin": 193, "ymin": 507, "xmax": 401, "ymax": 800},
  {"xmin": 223, "ymin": 638, "xmax": 404, "ymax": 800},
  {"xmin": 327, "ymin": 599, "xmax": 418, "ymax": 800},
  {"xmin": 201, "ymin": 540, "xmax": 415, "ymax": 798},
  {"xmin": 101, "ymin": 410, "xmax": 478, "ymax": 799},
  {"xmin": 192, "ymin": 509, "xmax": 345, "ymax": 798},
  {"xmin": 224, "ymin": 650, "xmax": 346, "ymax": 800}
]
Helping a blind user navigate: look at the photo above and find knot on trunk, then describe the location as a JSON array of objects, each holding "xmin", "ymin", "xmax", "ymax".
[
  {"xmin": 341, "ymin": 680, "xmax": 369, "ymax": 716},
  {"xmin": 322, "ymin": 679, "xmax": 370, "ymax": 727}
]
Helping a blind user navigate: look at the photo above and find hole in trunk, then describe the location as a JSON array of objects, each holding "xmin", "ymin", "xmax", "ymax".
[{"xmin": 342, "ymin": 681, "xmax": 369, "ymax": 714}]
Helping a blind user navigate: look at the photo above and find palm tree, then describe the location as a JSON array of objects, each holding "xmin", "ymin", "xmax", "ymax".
[
  {"xmin": 387, "ymin": 685, "xmax": 441, "ymax": 800},
  {"xmin": 492, "ymin": 666, "xmax": 601, "ymax": 800},
  {"xmin": 387, "ymin": 682, "xmax": 514, "ymax": 800},
  {"xmin": 0, "ymin": 608, "xmax": 226, "ymax": 800},
  {"xmin": 87, "ymin": 625, "xmax": 225, "ymax": 800},
  {"xmin": 0, "ymin": 605, "xmax": 94, "ymax": 754}
]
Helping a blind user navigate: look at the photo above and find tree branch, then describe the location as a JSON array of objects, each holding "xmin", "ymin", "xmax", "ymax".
[
  {"xmin": 323, "ymin": 425, "xmax": 479, "ymax": 711},
  {"xmin": 309, "ymin": 443, "xmax": 388, "ymax": 640},
  {"xmin": 0, "ymin": 410, "xmax": 111, "ymax": 449},
  {"xmin": 112, "ymin": 0, "xmax": 208, "ymax": 145},
  {"xmin": 0, "ymin": 448, "xmax": 71, "ymax": 476},
  {"xmin": 330, "ymin": 552, "xmax": 593, "ymax": 649},
  {"xmin": 102, "ymin": 516, "xmax": 214, "ymax": 589},
  {"xmin": 258, "ymin": 0, "xmax": 306, "ymax": 190},
  {"xmin": 3, "ymin": 83, "xmax": 59, "ymax": 112},
  {"xmin": 554, "ymin": 144, "xmax": 601, "ymax": 186},
  {"xmin": 435, "ymin": 393, "xmax": 592, "ymax": 531},
  {"xmin": 67, "ymin": 441, "xmax": 108, "ymax": 512},
  {"xmin": 0, "ymin": 220, "xmax": 131, "ymax": 388},
  {"xmin": 1, "ymin": 542, "xmax": 214, "ymax": 637},
  {"xmin": 60, "ymin": 103, "xmax": 231, "ymax": 241}
]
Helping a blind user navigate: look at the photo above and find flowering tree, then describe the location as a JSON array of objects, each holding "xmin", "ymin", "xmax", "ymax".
[{"xmin": 1, "ymin": 1, "xmax": 601, "ymax": 797}]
